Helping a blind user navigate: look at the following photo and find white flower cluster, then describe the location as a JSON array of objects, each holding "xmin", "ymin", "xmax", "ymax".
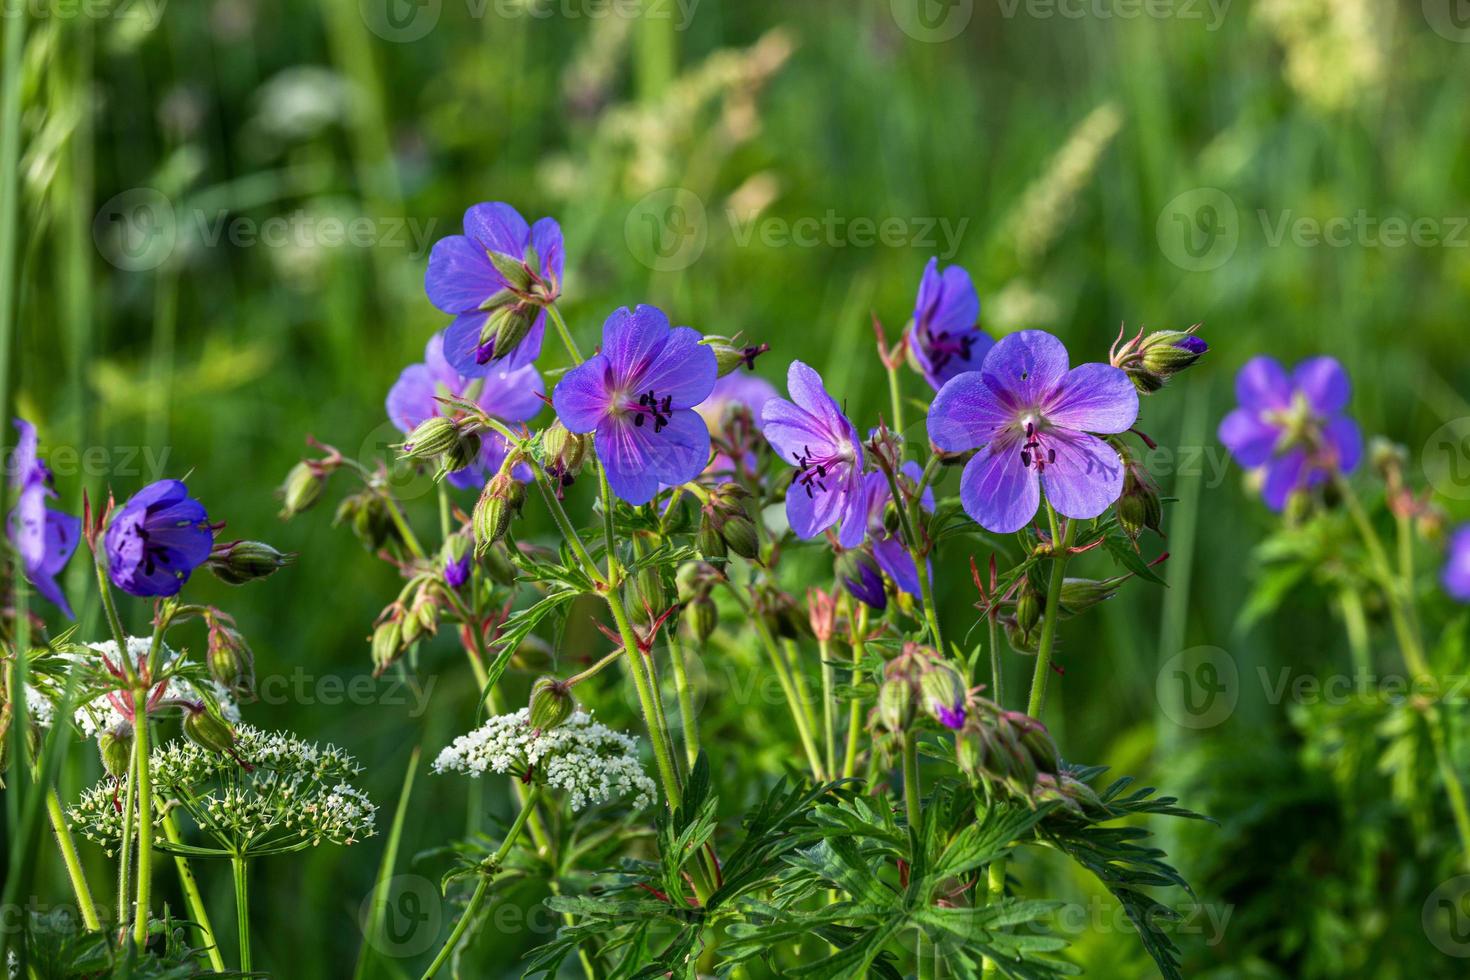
[
  {"xmin": 68, "ymin": 724, "xmax": 376, "ymax": 855},
  {"xmin": 433, "ymin": 709, "xmax": 656, "ymax": 812},
  {"xmin": 24, "ymin": 637, "xmax": 239, "ymax": 737}
]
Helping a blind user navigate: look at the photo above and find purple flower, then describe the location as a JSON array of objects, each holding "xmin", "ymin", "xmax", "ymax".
[
  {"xmin": 695, "ymin": 371, "xmax": 777, "ymax": 476},
  {"xmin": 104, "ymin": 479, "xmax": 215, "ymax": 597},
  {"xmin": 909, "ymin": 258, "xmax": 994, "ymax": 390},
  {"xmin": 927, "ymin": 330, "xmax": 1139, "ymax": 534},
  {"xmin": 444, "ymin": 552, "xmax": 471, "ymax": 589},
  {"xmin": 934, "ymin": 700, "xmax": 965, "ymax": 731},
  {"xmin": 1444, "ymin": 525, "xmax": 1470, "ymax": 603},
  {"xmin": 762, "ymin": 361, "xmax": 867, "ymax": 546},
  {"xmin": 6, "ymin": 419, "xmax": 80, "ymax": 618},
  {"xmin": 838, "ymin": 549, "xmax": 888, "ymax": 611},
  {"xmin": 852, "ymin": 461, "xmax": 935, "ymax": 598},
  {"xmin": 425, "ymin": 202, "xmax": 564, "ymax": 376},
  {"xmin": 552, "ymin": 306, "xmax": 718, "ymax": 506},
  {"xmin": 1217, "ymin": 356, "xmax": 1362, "ymax": 511},
  {"xmin": 387, "ymin": 331, "xmax": 544, "ymax": 489}
]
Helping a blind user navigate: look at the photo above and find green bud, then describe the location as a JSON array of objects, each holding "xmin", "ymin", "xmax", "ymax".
[
  {"xmin": 98, "ymin": 723, "xmax": 134, "ymax": 778},
  {"xmin": 878, "ymin": 675, "xmax": 915, "ymax": 733},
  {"xmin": 401, "ymin": 416, "xmax": 460, "ymax": 461},
  {"xmin": 441, "ymin": 430, "xmax": 483, "ymax": 476},
  {"xmin": 719, "ymin": 514, "xmax": 760, "ymax": 561},
  {"xmin": 688, "ymin": 594, "xmax": 718, "ymax": 643},
  {"xmin": 335, "ymin": 491, "xmax": 398, "ymax": 552},
  {"xmin": 486, "ymin": 250, "xmax": 533, "ymax": 292},
  {"xmin": 920, "ymin": 660, "xmax": 967, "ymax": 727},
  {"xmin": 1117, "ymin": 461, "xmax": 1163, "ymax": 541},
  {"xmin": 208, "ymin": 539, "xmax": 295, "ymax": 585},
  {"xmin": 371, "ymin": 617, "xmax": 405, "ymax": 675},
  {"xmin": 1138, "ymin": 330, "xmax": 1207, "ymax": 379},
  {"xmin": 1004, "ymin": 618, "xmax": 1040, "ymax": 655},
  {"xmin": 478, "ymin": 303, "xmax": 535, "ymax": 362},
  {"xmin": 528, "ymin": 676, "xmax": 576, "ymax": 732},
  {"xmin": 207, "ymin": 621, "xmax": 255, "ymax": 698},
  {"xmin": 635, "ymin": 565, "xmax": 667, "ymax": 617},
  {"xmin": 473, "ymin": 473, "xmax": 524, "ymax": 553},
  {"xmin": 183, "ymin": 708, "xmax": 237, "ymax": 757},
  {"xmin": 1005, "ymin": 712, "xmax": 1060, "ymax": 775},
  {"xmin": 1058, "ymin": 577, "xmax": 1124, "ymax": 617},
  {"xmin": 278, "ymin": 461, "xmax": 327, "ymax": 519},
  {"xmin": 702, "ymin": 336, "xmax": 769, "ymax": 376},
  {"xmin": 1014, "ymin": 580, "xmax": 1042, "ymax": 636},
  {"xmin": 675, "ymin": 561, "xmax": 717, "ymax": 603},
  {"xmin": 696, "ymin": 514, "xmax": 727, "ymax": 561}
]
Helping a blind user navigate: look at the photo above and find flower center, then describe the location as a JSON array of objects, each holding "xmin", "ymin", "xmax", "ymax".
[
  {"xmin": 1017, "ymin": 418, "xmax": 1056, "ymax": 473},
  {"xmin": 923, "ymin": 327, "xmax": 979, "ymax": 375},
  {"xmin": 627, "ymin": 387, "xmax": 674, "ymax": 433},
  {"xmin": 790, "ymin": 444, "xmax": 848, "ymax": 498}
]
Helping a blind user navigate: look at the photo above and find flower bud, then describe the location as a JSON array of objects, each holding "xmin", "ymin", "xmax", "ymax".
[
  {"xmin": 920, "ymin": 661, "xmax": 967, "ymax": 730},
  {"xmin": 1058, "ymin": 577, "xmax": 1124, "ymax": 617},
  {"xmin": 442, "ymin": 535, "xmax": 472, "ymax": 589},
  {"xmin": 1014, "ymin": 579, "xmax": 1042, "ymax": 636},
  {"xmin": 207, "ymin": 618, "xmax": 255, "ymax": 699},
  {"xmin": 479, "ymin": 303, "xmax": 536, "ymax": 363},
  {"xmin": 335, "ymin": 491, "xmax": 398, "ymax": 552},
  {"xmin": 1113, "ymin": 328, "xmax": 1208, "ymax": 394},
  {"xmin": 207, "ymin": 539, "xmax": 295, "ymax": 585},
  {"xmin": 401, "ymin": 416, "xmax": 460, "ymax": 462},
  {"xmin": 877, "ymin": 675, "xmax": 915, "ymax": 734},
  {"xmin": 1004, "ymin": 617, "xmax": 1040, "ymax": 655},
  {"xmin": 719, "ymin": 513, "xmax": 760, "ymax": 561},
  {"xmin": 837, "ymin": 549, "xmax": 887, "ymax": 611},
  {"xmin": 528, "ymin": 676, "xmax": 576, "ymax": 732},
  {"xmin": 1004, "ymin": 711, "xmax": 1060, "ymax": 775},
  {"xmin": 675, "ymin": 561, "xmax": 718, "ymax": 603},
  {"xmin": 807, "ymin": 588, "xmax": 837, "ymax": 642},
  {"xmin": 486, "ymin": 250, "xmax": 533, "ymax": 292},
  {"xmin": 696, "ymin": 513, "xmax": 727, "ymax": 561},
  {"xmin": 542, "ymin": 421, "xmax": 591, "ymax": 483},
  {"xmin": 473, "ymin": 472, "xmax": 524, "ymax": 553},
  {"xmin": 98, "ymin": 722, "xmax": 133, "ymax": 778},
  {"xmin": 1117, "ymin": 459, "xmax": 1163, "ymax": 542},
  {"xmin": 278, "ymin": 461, "xmax": 328, "ymax": 519},
  {"xmin": 371, "ymin": 616, "xmax": 405, "ymax": 675},
  {"xmin": 687, "ymin": 593, "xmax": 718, "ymax": 643},
  {"xmin": 441, "ymin": 430, "xmax": 483, "ymax": 476},
  {"xmin": 183, "ymin": 707, "xmax": 237, "ymax": 756},
  {"xmin": 703, "ymin": 336, "xmax": 770, "ymax": 376}
]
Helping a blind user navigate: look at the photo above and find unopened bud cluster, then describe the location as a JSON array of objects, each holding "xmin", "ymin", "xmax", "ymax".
[
  {"xmin": 1111, "ymin": 327, "xmax": 1208, "ymax": 394},
  {"xmin": 875, "ymin": 643, "xmax": 967, "ymax": 733}
]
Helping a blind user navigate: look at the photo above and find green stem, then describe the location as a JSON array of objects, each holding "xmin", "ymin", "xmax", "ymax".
[
  {"xmin": 880, "ymin": 464, "xmax": 942, "ymax": 649},
  {"xmin": 116, "ymin": 746, "xmax": 137, "ymax": 936},
  {"xmin": 94, "ymin": 554, "xmax": 137, "ymax": 685},
  {"xmin": 820, "ymin": 637, "xmax": 837, "ymax": 780},
  {"xmin": 420, "ymin": 786, "xmax": 542, "ymax": 980},
  {"xmin": 380, "ymin": 493, "xmax": 428, "ymax": 561},
  {"xmin": 901, "ymin": 731, "xmax": 922, "ymax": 829},
  {"xmin": 668, "ymin": 631, "xmax": 702, "ymax": 770},
  {"xmin": 842, "ymin": 605, "xmax": 869, "ymax": 779},
  {"xmin": 1337, "ymin": 585, "xmax": 1371, "ymax": 681},
  {"xmin": 47, "ymin": 789, "xmax": 101, "ymax": 931},
  {"xmin": 231, "ymin": 854, "xmax": 251, "ymax": 972},
  {"xmin": 131, "ymin": 692, "xmax": 153, "ymax": 945},
  {"xmin": 884, "ymin": 360, "xmax": 906, "ymax": 440},
  {"xmin": 749, "ymin": 614, "xmax": 826, "ymax": 780},
  {"xmin": 980, "ymin": 857, "xmax": 1007, "ymax": 978},
  {"xmin": 548, "ymin": 303, "xmax": 585, "ymax": 365},
  {"xmin": 1026, "ymin": 505, "xmax": 1077, "ymax": 718},
  {"xmin": 163, "ymin": 813, "xmax": 226, "ymax": 972}
]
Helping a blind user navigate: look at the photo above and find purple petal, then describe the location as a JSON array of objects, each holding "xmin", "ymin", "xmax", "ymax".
[
  {"xmin": 32, "ymin": 509, "xmax": 80, "ymax": 618},
  {"xmin": 1261, "ymin": 449, "xmax": 1308, "ymax": 511},
  {"xmin": 386, "ymin": 364, "xmax": 439, "ymax": 433},
  {"xmin": 552, "ymin": 354, "xmax": 614, "ymax": 433},
  {"xmin": 872, "ymin": 534, "xmax": 921, "ymax": 597},
  {"xmin": 928, "ymin": 372, "xmax": 1011, "ymax": 453},
  {"xmin": 1235, "ymin": 356, "xmax": 1292, "ymax": 412},
  {"xmin": 424, "ymin": 235, "xmax": 502, "ymax": 314},
  {"xmin": 958, "ymin": 439, "xmax": 1040, "ymax": 534},
  {"xmin": 914, "ymin": 259, "xmax": 980, "ymax": 337},
  {"xmin": 842, "ymin": 558, "xmax": 888, "ymax": 611},
  {"xmin": 463, "ymin": 202, "xmax": 531, "ymax": 256},
  {"xmin": 1323, "ymin": 415, "xmax": 1362, "ymax": 474},
  {"xmin": 980, "ymin": 330, "xmax": 1070, "ymax": 410},
  {"xmin": 1045, "ymin": 363, "xmax": 1139, "ymax": 435},
  {"xmin": 1444, "ymin": 526, "xmax": 1470, "ymax": 603},
  {"xmin": 477, "ymin": 365, "xmax": 546, "ymax": 423},
  {"xmin": 629, "ymin": 326, "xmax": 718, "ymax": 409},
  {"xmin": 601, "ymin": 306, "xmax": 673, "ymax": 382},
  {"xmin": 1040, "ymin": 429, "xmax": 1126, "ymax": 521},
  {"xmin": 528, "ymin": 217, "xmax": 564, "ymax": 284},
  {"xmin": 835, "ymin": 472, "xmax": 870, "ymax": 550},
  {"xmin": 784, "ymin": 361, "xmax": 853, "ymax": 441},
  {"xmin": 442, "ymin": 309, "xmax": 547, "ymax": 377},
  {"xmin": 786, "ymin": 464, "xmax": 856, "ymax": 541},
  {"xmin": 1218, "ymin": 407, "xmax": 1280, "ymax": 468},
  {"xmin": 1293, "ymin": 357, "xmax": 1351, "ymax": 416},
  {"xmin": 9, "ymin": 417, "xmax": 38, "ymax": 490},
  {"xmin": 597, "ymin": 410, "xmax": 710, "ymax": 506},
  {"xmin": 9, "ymin": 485, "xmax": 46, "ymax": 567}
]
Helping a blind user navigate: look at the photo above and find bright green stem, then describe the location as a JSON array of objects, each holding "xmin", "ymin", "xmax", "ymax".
[
  {"xmin": 668, "ymin": 631, "xmax": 702, "ymax": 770},
  {"xmin": 131, "ymin": 694, "xmax": 154, "ymax": 946},
  {"xmin": 420, "ymin": 786, "xmax": 542, "ymax": 980},
  {"xmin": 548, "ymin": 303, "xmax": 585, "ymax": 365},
  {"xmin": 783, "ymin": 639, "xmax": 823, "ymax": 753},
  {"xmin": 1337, "ymin": 585, "xmax": 1371, "ymax": 680},
  {"xmin": 980, "ymin": 857, "xmax": 1007, "ymax": 978},
  {"xmin": 901, "ymin": 731, "xmax": 922, "ymax": 829},
  {"xmin": 1026, "ymin": 507, "xmax": 1077, "ymax": 719},
  {"xmin": 820, "ymin": 638, "xmax": 837, "ymax": 780},
  {"xmin": 842, "ymin": 605, "xmax": 869, "ymax": 779},
  {"xmin": 881, "ymin": 463, "xmax": 942, "ymax": 649},
  {"xmin": 380, "ymin": 493, "xmax": 428, "ymax": 561},
  {"xmin": 94, "ymin": 554, "xmax": 137, "ymax": 685},
  {"xmin": 751, "ymin": 615, "xmax": 826, "ymax": 780},
  {"xmin": 116, "ymin": 745, "xmax": 137, "ymax": 936},
  {"xmin": 884, "ymin": 359, "xmax": 906, "ymax": 439},
  {"xmin": 606, "ymin": 587, "xmax": 685, "ymax": 812},
  {"xmin": 232, "ymin": 855, "xmax": 251, "ymax": 972},
  {"xmin": 163, "ymin": 813, "xmax": 225, "ymax": 972},
  {"xmin": 47, "ymin": 789, "xmax": 101, "ymax": 931}
]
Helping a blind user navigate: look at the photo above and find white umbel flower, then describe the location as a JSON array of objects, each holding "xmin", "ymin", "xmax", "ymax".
[
  {"xmin": 68, "ymin": 724, "xmax": 376, "ymax": 855},
  {"xmin": 434, "ymin": 709, "xmax": 656, "ymax": 812}
]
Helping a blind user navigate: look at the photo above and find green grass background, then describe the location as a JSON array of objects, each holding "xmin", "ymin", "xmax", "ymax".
[{"xmin": 8, "ymin": 0, "xmax": 1470, "ymax": 975}]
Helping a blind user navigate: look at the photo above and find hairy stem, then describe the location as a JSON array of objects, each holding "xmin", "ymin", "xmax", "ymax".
[
  {"xmin": 163, "ymin": 813, "xmax": 226, "ymax": 972},
  {"xmin": 47, "ymin": 789, "xmax": 101, "ymax": 931},
  {"xmin": 231, "ymin": 854, "xmax": 251, "ymax": 972},
  {"xmin": 1026, "ymin": 505, "xmax": 1077, "ymax": 718},
  {"xmin": 668, "ymin": 630, "xmax": 702, "ymax": 770},
  {"xmin": 842, "ymin": 604, "xmax": 870, "ymax": 779},
  {"xmin": 820, "ymin": 636, "xmax": 837, "ymax": 780},
  {"xmin": 131, "ymin": 691, "xmax": 153, "ymax": 946}
]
